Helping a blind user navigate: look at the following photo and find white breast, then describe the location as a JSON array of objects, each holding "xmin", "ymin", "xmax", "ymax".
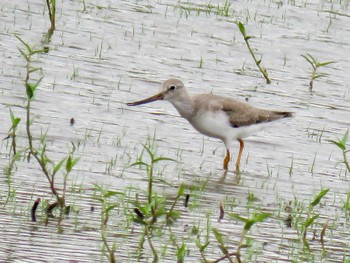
[
  {"xmin": 190, "ymin": 110, "xmax": 233, "ymax": 140},
  {"xmin": 189, "ymin": 110, "xmax": 269, "ymax": 143}
]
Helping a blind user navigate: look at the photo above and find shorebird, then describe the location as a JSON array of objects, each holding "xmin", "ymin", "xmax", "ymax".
[{"xmin": 127, "ymin": 78, "xmax": 292, "ymax": 173}]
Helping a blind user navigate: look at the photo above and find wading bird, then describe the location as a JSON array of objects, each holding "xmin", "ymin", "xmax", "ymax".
[{"xmin": 127, "ymin": 79, "xmax": 292, "ymax": 173}]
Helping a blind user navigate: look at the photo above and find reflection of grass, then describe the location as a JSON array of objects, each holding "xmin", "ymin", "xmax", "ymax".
[
  {"xmin": 301, "ymin": 53, "xmax": 335, "ymax": 92},
  {"xmin": 237, "ymin": 22, "xmax": 271, "ymax": 84}
]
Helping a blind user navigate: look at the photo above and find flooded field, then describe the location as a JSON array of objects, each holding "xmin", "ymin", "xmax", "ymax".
[{"xmin": 1, "ymin": 0, "xmax": 350, "ymax": 262}]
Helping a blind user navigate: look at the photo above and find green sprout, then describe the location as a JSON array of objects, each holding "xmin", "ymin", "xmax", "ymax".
[
  {"xmin": 329, "ymin": 129, "xmax": 350, "ymax": 173},
  {"xmin": 237, "ymin": 22, "xmax": 271, "ymax": 84},
  {"xmin": 301, "ymin": 53, "xmax": 335, "ymax": 92},
  {"xmin": 302, "ymin": 188, "xmax": 329, "ymax": 246}
]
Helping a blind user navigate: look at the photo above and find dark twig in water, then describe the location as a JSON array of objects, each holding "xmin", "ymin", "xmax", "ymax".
[
  {"xmin": 31, "ymin": 198, "xmax": 41, "ymax": 222},
  {"xmin": 47, "ymin": 201, "xmax": 58, "ymax": 218},
  {"xmin": 218, "ymin": 201, "xmax": 224, "ymax": 222},
  {"xmin": 184, "ymin": 194, "xmax": 190, "ymax": 207}
]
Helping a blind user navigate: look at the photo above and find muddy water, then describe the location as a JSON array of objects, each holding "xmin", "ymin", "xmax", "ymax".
[{"xmin": 1, "ymin": 0, "xmax": 350, "ymax": 262}]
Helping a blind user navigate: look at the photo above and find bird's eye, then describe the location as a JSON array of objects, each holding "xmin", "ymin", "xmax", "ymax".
[{"xmin": 169, "ymin": 85, "xmax": 176, "ymax": 91}]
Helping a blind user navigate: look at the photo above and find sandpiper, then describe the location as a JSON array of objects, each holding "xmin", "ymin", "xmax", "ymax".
[{"xmin": 127, "ymin": 78, "xmax": 292, "ymax": 173}]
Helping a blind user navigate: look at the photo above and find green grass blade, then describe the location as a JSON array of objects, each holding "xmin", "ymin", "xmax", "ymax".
[
  {"xmin": 17, "ymin": 48, "xmax": 29, "ymax": 62},
  {"xmin": 25, "ymin": 83, "xmax": 36, "ymax": 99},
  {"xmin": 252, "ymin": 212, "xmax": 271, "ymax": 223},
  {"xmin": 153, "ymin": 157, "xmax": 177, "ymax": 163},
  {"xmin": 9, "ymin": 109, "xmax": 21, "ymax": 129},
  {"xmin": 311, "ymin": 188, "xmax": 329, "ymax": 207},
  {"xmin": 329, "ymin": 140, "xmax": 345, "ymax": 150},
  {"xmin": 304, "ymin": 214, "xmax": 319, "ymax": 228},
  {"xmin": 301, "ymin": 54, "xmax": 316, "ymax": 71},
  {"xmin": 130, "ymin": 161, "xmax": 150, "ymax": 167},
  {"xmin": 105, "ymin": 204, "xmax": 119, "ymax": 214},
  {"xmin": 312, "ymin": 73, "xmax": 327, "ymax": 80},
  {"xmin": 341, "ymin": 129, "xmax": 349, "ymax": 146},
  {"xmin": 317, "ymin": 61, "xmax": 335, "ymax": 67},
  {"xmin": 142, "ymin": 143, "xmax": 154, "ymax": 160},
  {"xmin": 244, "ymin": 213, "xmax": 271, "ymax": 231},
  {"xmin": 237, "ymin": 22, "xmax": 246, "ymax": 35},
  {"xmin": 14, "ymin": 34, "xmax": 32, "ymax": 53},
  {"xmin": 228, "ymin": 213, "xmax": 249, "ymax": 223},
  {"xmin": 53, "ymin": 157, "xmax": 67, "ymax": 174},
  {"xmin": 212, "ymin": 228, "xmax": 224, "ymax": 245},
  {"xmin": 306, "ymin": 53, "xmax": 318, "ymax": 65}
]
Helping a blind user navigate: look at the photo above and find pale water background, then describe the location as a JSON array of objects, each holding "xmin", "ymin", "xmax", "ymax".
[{"xmin": 0, "ymin": 0, "xmax": 350, "ymax": 262}]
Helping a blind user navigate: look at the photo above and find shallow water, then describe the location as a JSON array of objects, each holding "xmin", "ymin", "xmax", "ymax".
[{"xmin": 1, "ymin": 0, "xmax": 350, "ymax": 262}]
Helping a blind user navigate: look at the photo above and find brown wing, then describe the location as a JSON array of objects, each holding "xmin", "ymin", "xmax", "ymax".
[
  {"xmin": 192, "ymin": 94, "xmax": 292, "ymax": 127},
  {"xmin": 220, "ymin": 98, "xmax": 292, "ymax": 127}
]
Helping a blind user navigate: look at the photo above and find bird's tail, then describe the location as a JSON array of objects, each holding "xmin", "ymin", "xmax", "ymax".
[{"xmin": 273, "ymin": 111, "xmax": 293, "ymax": 119}]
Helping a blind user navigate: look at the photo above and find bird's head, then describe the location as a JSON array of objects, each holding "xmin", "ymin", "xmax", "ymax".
[{"xmin": 126, "ymin": 78, "xmax": 185, "ymax": 106}]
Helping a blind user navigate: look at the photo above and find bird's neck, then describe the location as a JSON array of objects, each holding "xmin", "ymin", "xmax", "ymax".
[{"xmin": 170, "ymin": 93, "xmax": 194, "ymax": 120}]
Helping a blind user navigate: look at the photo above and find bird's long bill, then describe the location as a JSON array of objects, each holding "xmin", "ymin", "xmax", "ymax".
[{"xmin": 126, "ymin": 92, "xmax": 164, "ymax": 106}]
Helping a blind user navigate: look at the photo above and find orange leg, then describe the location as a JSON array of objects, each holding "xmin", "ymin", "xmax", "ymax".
[
  {"xmin": 236, "ymin": 139, "xmax": 245, "ymax": 173},
  {"xmin": 223, "ymin": 149, "xmax": 230, "ymax": 170}
]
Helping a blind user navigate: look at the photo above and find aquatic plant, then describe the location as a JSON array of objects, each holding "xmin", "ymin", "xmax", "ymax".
[
  {"xmin": 229, "ymin": 212, "xmax": 271, "ymax": 260},
  {"xmin": 301, "ymin": 188, "xmax": 329, "ymax": 246},
  {"xmin": 301, "ymin": 53, "xmax": 335, "ymax": 92},
  {"xmin": 13, "ymin": 34, "xmax": 79, "ymax": 223},
  {"xmin": 341, "ymin": 192, "xmax": 350, "ymax": 223},
  {"xmin": 196, "ymin": 210, "xmax": 271, "ymax": 262},
  {"xmin": 131, "ymin": 143, "xmax": 176, "ymax": 204},
  {"xmin": 237, "ymin": 22, "xmax": 271, "ymax": 84},
  {"xmin": 329, "ymin": 129, "xmax": 350, "ymax": 173},
  {"xmin": 46, "ymin": 0, "xmax": 56, "ymax": 36},
  {"xmin": 5, "ymin": 109, "xmax": 21, "ymax": 156},
  {"xmin": 3, "ymin": 110, "xmax": 22, "ymax": 206},
  {"xmin": 94, "ymin": 184, "xmax": 124, "ymax": 263},
  {"xmin": 130, "ymin": 143, "xmax": 183, "ymax": 261}
]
